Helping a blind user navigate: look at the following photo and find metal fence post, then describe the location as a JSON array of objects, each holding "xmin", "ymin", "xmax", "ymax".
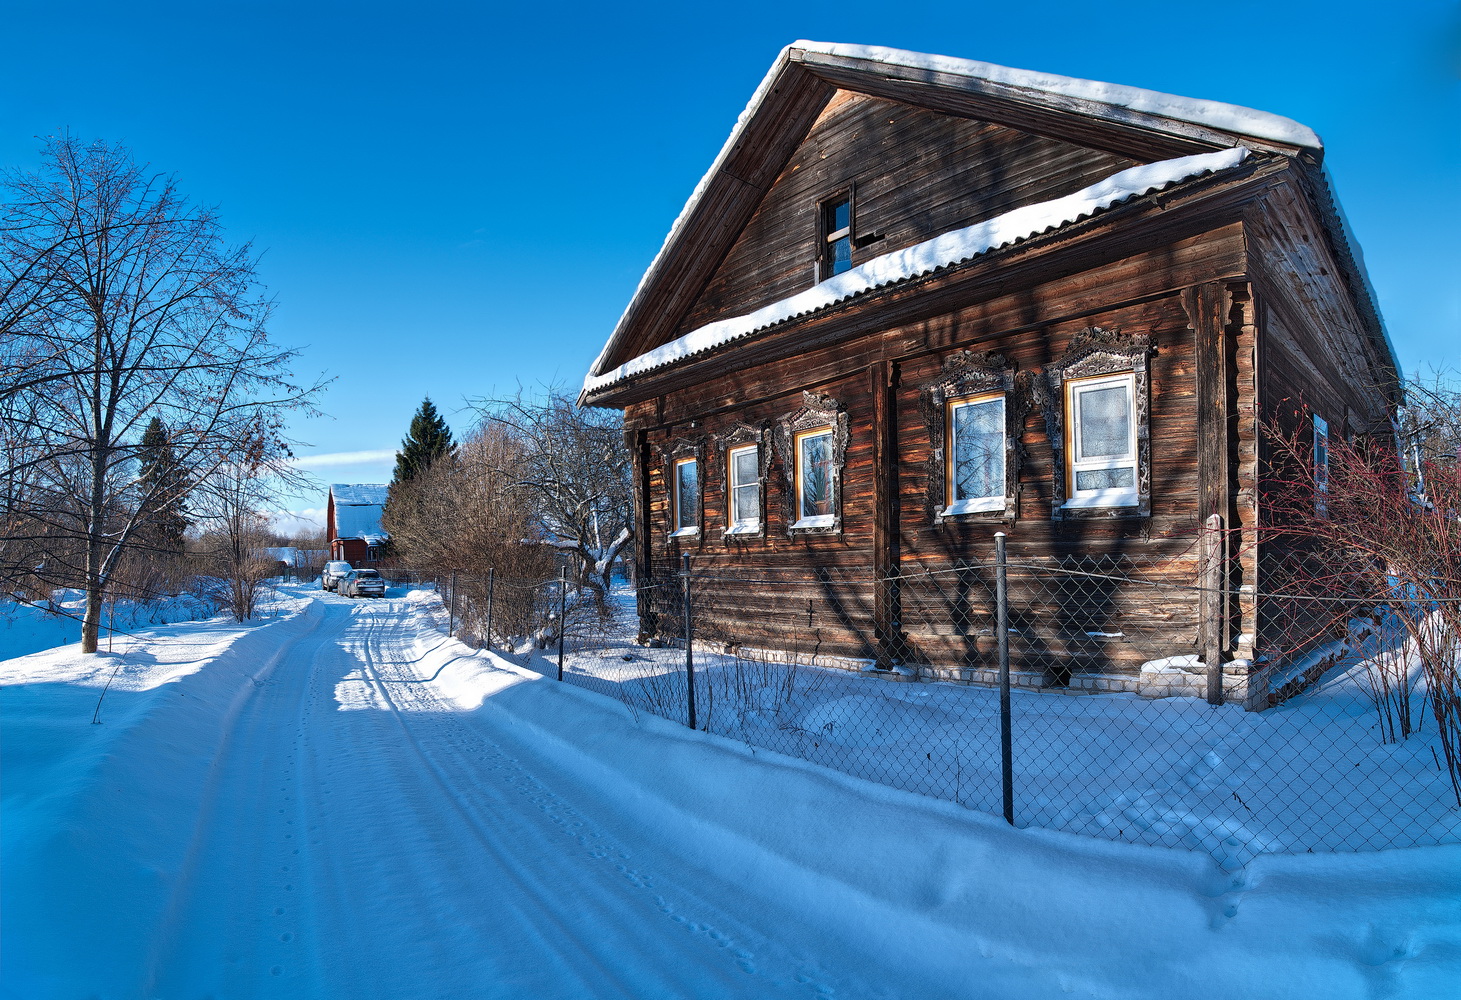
[
  {"xmin": 682, "ymin": 553, "xmax": 696, "ymax": 730},
  {"xmin": 996, "ymin": 532, "xmax": 1014, "ymax": 826},
  {"xmin": 1202, "ymin": 513, "xmax": 1226, "ymax": 707},
  {"xmin": 556, "ymin": 566, "xmax": 567, "ymax": 681},
  {"xmin": 449, "ymin": 570, "xmax": 457, "ymax": 636},
  {"xmin": 485, "ymin": 567, "xmax": 495, "ymax": 648}
]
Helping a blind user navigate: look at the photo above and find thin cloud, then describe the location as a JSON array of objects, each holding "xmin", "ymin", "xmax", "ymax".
[{"xmin": 291, "ymin": 449, "xmax": 397, "ymax": 469}]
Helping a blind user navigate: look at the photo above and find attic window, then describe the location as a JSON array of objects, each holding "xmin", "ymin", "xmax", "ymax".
[{"xmin": 820, "ymin": 194, "xmax": 852, "ymax": 279}]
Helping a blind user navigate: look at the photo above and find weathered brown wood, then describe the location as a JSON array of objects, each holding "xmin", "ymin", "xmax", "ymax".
[
  {"xmin": 676, "ymin": 93, "xmax": 1135, "ymax": 337},
  {"xmin": 1184, "ymin": 281, "xmax": 1235, "ymax": 527},
  {"xmin": 1200, "ymin": 513, "xmax": 1227, "ymax": 705},
  {"xmin": 583, "ymin": 156, "xmax": 1285, "ymax": 411},
  {"xmin": 870, "ymin": 360, "xmax": 900, "ymax": 662}
]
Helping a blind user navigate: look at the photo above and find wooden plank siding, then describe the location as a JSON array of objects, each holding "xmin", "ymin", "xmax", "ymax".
[
  {"xmin": 674, "ymin": 92, "xmax": 1136, "ymax": 339},
  {"xmin": 633, "ymin": 221, "xmax": 1264, "ymax": 678}
]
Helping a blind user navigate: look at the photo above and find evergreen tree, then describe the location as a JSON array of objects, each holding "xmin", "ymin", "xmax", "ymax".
[
  {"xmin": 392, "ymin": 398, "xmax": 455, "ymax": 486},
  {"xmin": 137, "ymin": 416, "xmax": 190, "ymax": 551}
]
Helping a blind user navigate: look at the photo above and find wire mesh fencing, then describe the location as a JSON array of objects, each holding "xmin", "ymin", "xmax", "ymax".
[{"xmin": 410, "ymin": 543, "xmax": 1459, "ymax": 866}]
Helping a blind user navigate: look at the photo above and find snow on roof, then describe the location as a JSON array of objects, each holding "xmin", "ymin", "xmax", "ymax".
[
  {"xmin": 331, "ymin": 484, "xmax": 389, "ymax": 506},
  {"xmin": 584, "ymin": 147, "xmax": 1248, "ymax": 395},
  {"xmin": 795, "ymin": 41, "xmax": 1321, "ymax": 150},
  {"xmin": 586, "ymin": 42, "xmax": 1320, "ymax": 385},
  {"xmin": 335, "ymin": 502, "xmax": 387, "ymax": 542}
]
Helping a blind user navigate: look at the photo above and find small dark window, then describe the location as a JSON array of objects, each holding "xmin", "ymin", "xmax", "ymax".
[{"xmin": 821, "ymin": 195, "xmax": 852, "ymax": 279}]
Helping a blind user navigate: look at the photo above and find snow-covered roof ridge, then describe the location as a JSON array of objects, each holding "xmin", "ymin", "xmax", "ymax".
[
  {"xmin": 792, "ymin": 41, "xmax": 1322, "ymax": 151},
  {"xmin": 330, "ymin": 483, "xmax": 389, "ymax": 506},
  {"xmin": 584, "ymin": 148, "xmax": 1249, "ymax": 396}
]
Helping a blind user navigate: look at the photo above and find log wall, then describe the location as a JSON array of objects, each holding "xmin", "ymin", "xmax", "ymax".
[{"xmin": 631, "ymin": 224, "xmax": 1261, "ymax": 681}]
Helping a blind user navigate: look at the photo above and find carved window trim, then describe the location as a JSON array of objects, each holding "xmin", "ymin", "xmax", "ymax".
[
  {"xmin": 920, "ymin": 351, "xmax": 1024, "ymax": 522},
  {"xmin": 662, "ymin": 438, "xmax": 704, "ymax": 539},
  {"xmin": 715, "ymin": 422, "xmax": 769, "ymax": 540},
  {"xmin": 775, "ymin": 391, "xmax": 849, "ymax": 536},
  {"xmin": 1039, "ymin": 328, "xmax": 1152, "ymax": 519}
]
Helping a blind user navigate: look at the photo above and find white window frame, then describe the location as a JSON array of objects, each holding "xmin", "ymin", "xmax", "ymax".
[
  {"xmin": 1313, "ymin": 413, "xmax": 1329, "ymax": 516},
  {"xmin": 944, "ymin": 391, "xmax": 1007, "ymax": 516},
  {"xmin": 1063, "ymin": 371, "xmax": 1139, "ymax": 510},
  {"xmin": 792, "ymin": 427, "xmax": 836, "ymax": 528},
  {"xmin": 725, "ymin": 444, "xmax": 761, "ymax": 536},
  {"xmin": 671, "ymin": 456, "xmax": 700, "ymax": 537}
]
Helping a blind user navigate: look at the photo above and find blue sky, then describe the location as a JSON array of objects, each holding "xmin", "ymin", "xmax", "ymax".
[{"xmin": 6, "ymin": 1, "xmax": 1458, "ymax": 529}]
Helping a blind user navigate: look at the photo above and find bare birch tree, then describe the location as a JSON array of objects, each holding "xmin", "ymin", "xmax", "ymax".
[{"xmin": 1, "ymin": 135, "xmax": 322, "ymax": 650}]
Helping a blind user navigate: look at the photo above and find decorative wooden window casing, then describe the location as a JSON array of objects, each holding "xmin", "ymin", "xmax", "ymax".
[
  {"xmin": 921, "ymin": 351, "xmax": 1023, "ymax": 521},
  {"xmin": 662, "ymin": 439, "xmax": 704, "ymax": 538},
  {"xmin": 716, "ymin": 422, "xmax": 769, "ymax": 538},
  {"xmin": 1040, "ymin": 328, "xmax": 1152, "ymax": 518},
  {"xmin": 776, "ymin": 391, "xmax": 849, "ymax": 535}
]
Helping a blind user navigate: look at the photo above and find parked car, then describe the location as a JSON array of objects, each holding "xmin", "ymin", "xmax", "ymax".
[
  {"xmin": 340, "ymin": 568, "xmax": 387, "ymax": 599},
  {"xmin": 321, "ymin": 560, "xmax": 354, "ymax": 591}
]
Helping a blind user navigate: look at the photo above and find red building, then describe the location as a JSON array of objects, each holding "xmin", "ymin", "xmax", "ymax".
[{"xmin": 326, "ymin": 484, "xmax": 390, "ymax": 567}]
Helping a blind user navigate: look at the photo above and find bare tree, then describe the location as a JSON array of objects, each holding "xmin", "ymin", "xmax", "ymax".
[
  {"xmin": 472, "ymin": 388, "xmax": 633, "ymax": 597},
  {"xmin": 190, "ymin": 415, "xmax": 309, "ymax": 621},
  {"xmin": 384, "ymin": 422, "xmax": 554, "ymax": 639},
  {"xmin": 0, "ymin": 135, "xmax": 322, "ymax": 650}
]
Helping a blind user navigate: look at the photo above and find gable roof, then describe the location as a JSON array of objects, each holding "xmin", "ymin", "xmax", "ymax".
[
  {"xmin": 330, "ymin": 483, "xmax": 389, "ymax": 506},
  {"xmin": 330, "ymin": 483, "xmax": 389, "ymax": 542},
  {"xmin": 583, "ymin": 41, "xmax": 1392, "ymax": 405}
]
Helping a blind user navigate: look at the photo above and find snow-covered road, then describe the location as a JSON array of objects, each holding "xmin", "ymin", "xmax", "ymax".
[
  {"xmin": 4, "ymin": 586, "xmax": 1458, "ymax": 999},
  {"xmin": 6, "ymin": 591, "xmax": 919, "ymax": 998}
]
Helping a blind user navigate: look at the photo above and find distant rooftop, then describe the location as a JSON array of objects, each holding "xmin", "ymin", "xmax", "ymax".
[{"xmin": 331, "ymin": 483, "xmax": 389, "ymax": 506}]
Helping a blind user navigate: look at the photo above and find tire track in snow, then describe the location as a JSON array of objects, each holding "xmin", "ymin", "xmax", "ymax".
[
  {"xmin": 141, "ymin": 597, "xmax": 340, "ymax": 998},
  {"xmin": 345, "ymin": 597, "xmax": 858, "ymax": 999}
]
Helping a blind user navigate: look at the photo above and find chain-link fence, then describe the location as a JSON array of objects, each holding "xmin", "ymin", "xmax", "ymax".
[{"xmin": 403, "ymin": 545, "xmax": 1458, "ymax": 867}]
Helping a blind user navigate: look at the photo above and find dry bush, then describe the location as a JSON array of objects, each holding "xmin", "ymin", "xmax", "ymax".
[
  {"xmin": 384, "ymin": 422, "xmax": 554, "ymax": 642},
  {"xmin": 1258, "ymin": 378, "xmax": 1461, "ymax": 802}
]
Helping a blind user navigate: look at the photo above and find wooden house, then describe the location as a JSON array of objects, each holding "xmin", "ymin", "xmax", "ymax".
[
  {"xmin": 579, "ymin": 43, "xmax": 1399, "ymax": 708},
  {"xmin": 326, "ymin": 484, "xmax": 390, "ymax": 567}
]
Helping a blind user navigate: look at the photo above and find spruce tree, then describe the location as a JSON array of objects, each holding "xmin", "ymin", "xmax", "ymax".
[
  {"xmin": 392, "ymin": 397, "xmax": 455, "ymax": 486},
  {"xmin": 137, "ymin": 416, "xmax": 190, "ymax": 551}
]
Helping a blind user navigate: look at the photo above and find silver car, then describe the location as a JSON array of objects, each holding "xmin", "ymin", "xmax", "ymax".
[
  {"xmin": 340, "ymin": 568, "xmax": 386, "ymax": 598},
  {"xmin": 321, "ymin": 560, "xmax": 353, "ymax": 591}
]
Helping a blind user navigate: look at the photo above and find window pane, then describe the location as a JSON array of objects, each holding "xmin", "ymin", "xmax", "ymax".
[
  {"xmin": 952, "ymin": 397, "xmax": 1005, "ymax": 501},
  {"xmin": 1075, "ymin": 468, "xmax": 1135, "ymax": 491},
  {"xmin": 829, "ymin": 198, "xmax": 850, "ymax": 233},
  {"xmin": 733, "ymin": 483, "xmax": 759, "ymax": 523},
  {"xmin": 830, "ymin": 235, "xmax": 851, "ymax": 275},
  {"xmin": 799, "ymin": 432, "xmax": 833, "ymax": 517},
  {"xmin": 1077, "ymin": 384, "xmax": 1131, "ymax": 459},
  {"xmin": 676, "ymin": 461, "xmax": 698, "ymax": 529},
  {"xmin": 732, "ymin": 448, "xmax": 758, "ymax": 485}
]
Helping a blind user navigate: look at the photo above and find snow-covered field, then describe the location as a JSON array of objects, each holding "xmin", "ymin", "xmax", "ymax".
[{"xmin": 3, "ymin": 584, "xmax": 1458, "ymax": 998}]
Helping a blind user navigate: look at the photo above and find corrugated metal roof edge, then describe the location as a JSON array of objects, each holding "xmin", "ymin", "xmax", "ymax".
[{"xmin": 582, "ymin": 153, "xmax": 1257, "ymax": 400}]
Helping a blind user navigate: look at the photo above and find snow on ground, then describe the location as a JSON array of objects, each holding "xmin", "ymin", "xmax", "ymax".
[
  {"xmin": 0, "ymin": 589, "xmax": 220, "ymax": 661},
  {"xmin": 541, "ymin": 590, "xmax": 1461, "ymax": 868},
  {"xmin": 3, "ymin": 584, "xmax": 1458, "ymax": 998}
]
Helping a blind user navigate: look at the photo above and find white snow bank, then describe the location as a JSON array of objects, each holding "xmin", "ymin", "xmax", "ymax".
[
  {"xmin": 586, "ymin": 148, "xmax": 1248, "ymax": 393},
  {"xmin": 408, "ymin": 637, "xmax": 1461, "ymax": 999}
]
